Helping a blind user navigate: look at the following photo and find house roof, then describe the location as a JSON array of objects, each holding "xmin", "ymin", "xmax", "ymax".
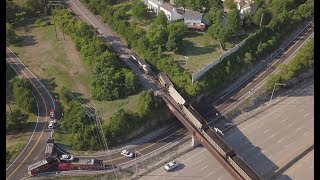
[
  {"xmin": 149, "ymin": 0, "xmax": 160, "ymax": 5},
  {"xmin": 184, "ymin": 10, "xmax": 203, "ymax": 20},
  {"xmin": 161, "ymin": 3, "xmax": 175, "ymax": 13}
]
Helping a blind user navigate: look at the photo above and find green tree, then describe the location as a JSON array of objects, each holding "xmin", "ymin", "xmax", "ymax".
[
  {"xmin": 10, "ymin": 78, "xmax": 36, "ymax": 113},
  {"xmin": 146, "ymin": 24, "xmax": 168, "ymax": 49},
  {"xmin": 6, "ymin": 0, "xmax": 20, "ymax": 22},
  {"xmin": 224, "ymin": 0, "xmax": 236, "ymax": 10},
  {"xmin": 136, "ymin": 90, "xmax": 155, "ymax": 117},
  {"xmin": 252, "ymin": 8, "xmax": 272, "ymax": 27},
  {"xmin": 7, "ymin": 109, "xmax": 29, "ymax": 130},
  {"xmin": 155, "ymin": 12, "xmax": 168, "ymax": 27},
  {"xmin": 6, "ymin": 23, "xmax": 18, "ymax": 45},
  {"xmin": 24, "ymin": 0, "xmax": 48, "ymax": 16},
  {"xmin": 166, "ymin": 22, "xmax": 186, "ymax": 52},
  {"xmin": 226, "ymin": 9, "xmax": 241, "ymax": 38},
  {"xmin": 131, "ymin": 0, "xmax": 147, "ymax": 20},
  {"xmin": 174, "ymin": 0, "xmax": 187, "ymax": 12}
]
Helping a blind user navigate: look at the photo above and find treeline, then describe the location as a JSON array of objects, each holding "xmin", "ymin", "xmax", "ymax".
[
  {"xmin": 54, "ymin": 9, "xmax": 139, "ymax": 101},
  {"xmin": 81, "ymin": 0, "xmax": 203, "ymax": 98},
  {"xmin": 266, "ymin": 37, "xmax": 313, "ymax": 91},
  {"xmin": 59, "ymin": 88, "xmax": 162, "ymax": 150},
  {"xmin": 198, "ymin": 0, "xmax": 314, "ymax": 94},
  {"xmin": 6, "ymin": 74, "xmax": 36, "ymax": 131}
]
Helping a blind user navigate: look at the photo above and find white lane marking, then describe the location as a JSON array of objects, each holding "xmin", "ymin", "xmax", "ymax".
[
  {"xmin": 288, "ymin": 122, "xmax": 295, "ymax": 127},
  {"xmin": 304, "ymin": 113, "xmax": 310, "ymax": 117},
  {"xmin": 303, "ymin": 132, "xmax": 309, "ymax": 136},
  {"xmin": 296, "ymin": 127, "xmax": 302, "ymax": 132},
  {"xmin": 193, "ymin": 159, "xmax": 202, "ymax": 165},
  {"xmin": 284, "ymin": 142, "xmax": 294, "ymax": 148},
  {"xmin": 264, "ymin": 129, "xmax": 270, "ymax": 133},
  {"xmin": 250, "ymin": 146, "xmax": 257, "ymax": 150},
  {"xmin": 218, "ymin": 175, "xmax": 225, "ymax": 180},
  {"xmin": 281, "ymin": 117, "xmax": 289, "ymax": 123},
  {"xmin": 245, "ymin": 141, "xmax": 250, "ymax": 144},
  {"xmin": 271, "ymin": 133, "xmax": 277, "ymax": 138},
  {"xmin": 173, "ymin": 172, "xmax": 180, "ymax": 177},
  {"xmin": 206, "ymin": 171, "xmax": 216, "ymax": 177},
  {"xmin": 257, "ymin": 124, "xmax": 264, "ymax": 128},
  {"xmin": 298, "ymin": 108, "xmax": 304, "ymax": 112},
  {"xmin": 201, "ymin": 166, "xmax": 207, "ymax": 171},
  {"xmin": 268, "ymin": 155, "xmax": 273, "ymax": 159}
]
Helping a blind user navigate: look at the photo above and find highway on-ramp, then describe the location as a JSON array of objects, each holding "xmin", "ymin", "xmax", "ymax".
[{"xmin": 6, "ymin": 47, "xmax": 56, "ymax": 180}]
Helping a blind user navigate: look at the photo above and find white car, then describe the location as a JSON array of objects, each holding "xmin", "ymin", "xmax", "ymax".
[
  {"xmin": 48, "ymin": 121, "xmax": 54, "ymax": 129},
  {"xmin": 164, "ymin": 161, "xmax": 179, "ymax": 171},
  {"xmin": 120, "ymin": 150, "xmax": 133, "ymax": 158},
  {"xmin": 60, "ymin": 154, "xmax": 74, "ymax": 162}
]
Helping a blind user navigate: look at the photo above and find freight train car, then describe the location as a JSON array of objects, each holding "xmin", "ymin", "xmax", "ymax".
[
  {"xmin": 28, "ymin": 157, "xmax": 59, "ymax": 176},
  {"xmin": 202, "ymin": 127, "xmax": 234, "ymax": 159},
  {"xmin": 130, "ymin": 54, "xmax": 151, "ymax": 74},
  {"xmin": 158, "ymin": 72, "xmax": 173, "ymax": 89},
  {"xmin": 182, "ymin": 104, "xmax": 208, "ymax": 129},
  {"xmin": 228, "ymin": 154, "xmax": 262, "ymax": 180},
  {"xmin": 168, "ymin": 86, "xmax": 186, "ymax": 106}
]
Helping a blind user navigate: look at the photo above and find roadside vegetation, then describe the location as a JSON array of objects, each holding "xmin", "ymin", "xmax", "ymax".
[
  {"xmin": 266, "ymin": 37, "xmax": 314, "ymax": 91},
  {"xmin": 57, "ymin": 89, "xmax": 163, "ymax": 150},
  {"xmin": 198, "ymin": 0, "xmax": 314, "ymax": 95},
  {"xmin": 6, "ymin": 62, "xmax": 36, "ymax": 165}
]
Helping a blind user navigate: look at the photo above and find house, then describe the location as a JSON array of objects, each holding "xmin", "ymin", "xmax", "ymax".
[
  {"xmin": 184, "ymin": 10, "xmax": 205, "ymax": 30},
  {"xmin": 160, "ymin": 3, "xmax": 184, "ymax": 22},
  {"xmin": 146, "ymin": 0, "xmax": 163, "ymax": 14}
]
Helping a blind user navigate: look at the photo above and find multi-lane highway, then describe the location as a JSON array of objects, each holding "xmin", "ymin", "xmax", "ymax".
[
  {"xmin": 224, "ymin": 81, "xmax": 314, "ymax": 178},
  {"xmin": 141, "ymin": 81, "xmax": 313, "ymax": 179},
  {"xmin": 140, "ymin": 147, "xmax": 233, "ymax": 180},
  {"xmin": 6, "ymin": 47, "xmax": 56, "ymax": 180}
]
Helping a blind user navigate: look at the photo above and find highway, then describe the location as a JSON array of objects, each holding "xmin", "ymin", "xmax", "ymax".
[
  {"xmin": 224, "ymin": 82, "xmax": 314, "ymax": 178},
  {"xmin": 140, "ymin": 147, "xmax": 233, "ymax": 180},
  {"xmin": 6, "ymin": 47, "xmax": 56, "ymax": 180},
  {"xmin": 140, "ymin": 81, "xmax": 313, "ymax": 179}
]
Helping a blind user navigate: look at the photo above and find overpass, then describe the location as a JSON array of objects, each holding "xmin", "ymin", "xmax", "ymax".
[{"xmin": 155, "ymin": 74, "xmax": 261, "ymax": 180}]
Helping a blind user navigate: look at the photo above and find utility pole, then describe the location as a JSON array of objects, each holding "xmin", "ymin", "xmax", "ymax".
[{"xmin": 270, "ymin": 83, "xmax": 285, "ymax": 103}]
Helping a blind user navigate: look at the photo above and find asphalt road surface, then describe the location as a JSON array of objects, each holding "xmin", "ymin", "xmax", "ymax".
[
  {"xmin": 139, "ymin": 147, "xmax": 233, "ymax": 180},
  {"xmin": 223, "ymin": 82, "xmax": 314, "ymax": 178},
  {"xmin": 64, "ymin": 0, "xmax": 158, "ymax": 90},
  {"xmin": 278, "ymin": 149, "xmax": 314, "ymax": 180},
  {"xmin": 6, "ymin": 47, "xmax": 56, "ymax": 180}
]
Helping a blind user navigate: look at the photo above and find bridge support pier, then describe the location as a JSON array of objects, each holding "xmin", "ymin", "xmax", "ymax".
[{"xmin": 191, "ymin": 135, "xmax": 200, "ymax": 147}]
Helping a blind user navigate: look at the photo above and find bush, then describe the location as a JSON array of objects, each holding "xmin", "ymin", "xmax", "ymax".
[
  {"xmin": 10, "ymin": 77, "xmax": 36, "ymax": 113},
  {"xmin": 265, "ymin": 38, "xmax": 313, "ymax": 91}
]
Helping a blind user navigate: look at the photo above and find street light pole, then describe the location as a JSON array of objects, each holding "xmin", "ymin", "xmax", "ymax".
[{"xmin": 270, "ymin": 83, "xmax": 285, "ymax": 103}]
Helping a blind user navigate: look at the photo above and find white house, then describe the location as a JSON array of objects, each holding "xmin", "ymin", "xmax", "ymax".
[
  {"xmin": 146, "ymin": 0, "xmax": 162, "ymax": 14},
  {"xmin": 184, "ymin": 10, "xmax": 205, "ymax": 30},
  {"xmin": 160, "ymin": 3, "xmax": 184, "ymax": 22}
]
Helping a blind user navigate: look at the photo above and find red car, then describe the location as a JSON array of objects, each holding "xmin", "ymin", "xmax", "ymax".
[{"xmin": 58, "ymin": 163, "xmax": 74, "ymax": 171}]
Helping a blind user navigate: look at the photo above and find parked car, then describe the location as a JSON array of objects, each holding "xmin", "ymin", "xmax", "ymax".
[
  {"xmin": 120, "ymin": 150, "xmax": 133, "ymax": 158},
  {"xmin": 60, "ymin": 154, "xmax": 74, "ymax": 162},
  {"xmin": 164, "ymin": 161, "xmax": 179, "ymax": 171},
  {"xmin": 48, "ymin": 121, "xmax": 54, "ymax": 129},
  {"xmin": 58, "ymin": 163, "xmax": 74, "ymax": 171}
]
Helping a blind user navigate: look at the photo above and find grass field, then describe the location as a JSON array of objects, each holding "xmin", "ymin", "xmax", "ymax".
[
  {"xmin": 172, "ymin": 31, "xmax": 223, "ymax": 75},
  {"xmin": 9, "ymin": 16, "xmax": 141, "ymax": 122}
]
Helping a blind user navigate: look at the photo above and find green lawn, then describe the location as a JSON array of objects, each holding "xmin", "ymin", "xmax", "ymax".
[{"xmin": 172, "ymin": 31, "xmax": 223, "ymax": 74}]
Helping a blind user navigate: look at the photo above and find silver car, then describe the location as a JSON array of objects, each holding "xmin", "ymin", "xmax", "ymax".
[{"xmin": 164, "ymin": 161, "xmax": 179, "ymax": 171}]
